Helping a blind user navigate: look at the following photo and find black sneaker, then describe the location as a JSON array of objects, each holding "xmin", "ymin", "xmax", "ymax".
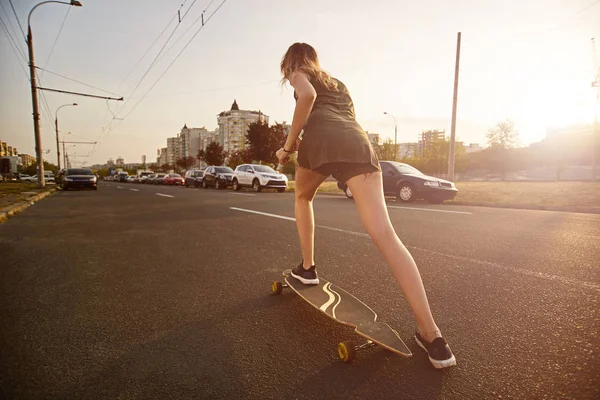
[
  {"xmin": 290, "ymin": 263, "xmax": 319, "ymax": 285},
  {"xmin": 414, "ymin": 330, "xmax": 456, "ymax": 369}
]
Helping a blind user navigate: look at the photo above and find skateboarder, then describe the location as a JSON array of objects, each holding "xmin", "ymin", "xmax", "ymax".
[{"xmin": 276, "ymin": 42, "xmax": 456, "ymax": 369}]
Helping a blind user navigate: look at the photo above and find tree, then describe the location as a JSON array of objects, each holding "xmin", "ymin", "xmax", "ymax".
[
  {"xmin": 226, "ymin": 149, "xmax": 252, "ymax": 169},
  {"xmin": 486, "ymin": 120, "xmax": 520, "ymax": 179},
  {"xmin": 197, "ymin": 149, "xmax": 205, "ymax": 164},
  {"xmin": 374, "ymin": 138, "xmax": 396, "ymax": 161},
  {"xmin": 176, "ymin": 156, "xmax": 196, "ymax": 171},
  {"xmin": 268, "ymin": 122, "xmax": 288, "ymax": 165},
  {"xmin": 148, "ymin": 163, "xmax": 158, "ymax": 172},
  {"xmin": 245, "ymin": 120, "xmax": 271, "ymax": 163},
  {"xmin": 487, "ymin": 119, "xmax": 519, "ymax": 149},
  {"xmin": 160, "ymin": 163, "xmax": 171, "ymax": 172},
  {"xmin": 22, "ymin": 161, "xmax": 57, "ymax": 176},
  {"xmin": 204, "ymin": 141, "xmax": 227, "ymax": 166}
]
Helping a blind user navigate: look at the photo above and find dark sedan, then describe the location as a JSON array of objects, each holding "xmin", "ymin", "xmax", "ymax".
[
  {"xmin": 201, "ymin": 166, "xmax": 234, "ymax": 189},
  {"xmin": 184, "ymin": 169, "xmax": 204, "ymax": 187},
  {"xmin": 61, "ymin": 168, "xmax": 98, "ymax": 190},
  {"xmin": 337, "ymin": 161, "xmax": 457, "ymax": 204}
]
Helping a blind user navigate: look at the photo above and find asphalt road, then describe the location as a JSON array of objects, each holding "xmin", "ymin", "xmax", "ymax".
[{"xmin": 1, "ymin": 181, "xmax": 598, "ymax": 399}]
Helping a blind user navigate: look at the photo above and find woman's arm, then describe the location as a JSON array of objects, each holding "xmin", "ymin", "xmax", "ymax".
[{"xmin": 283, "ymin": 72, "xmax": 316, "ymax": 151}]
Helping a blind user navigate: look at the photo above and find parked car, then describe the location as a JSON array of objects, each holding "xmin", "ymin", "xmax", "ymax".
[
  {"xmin": 137, "ymin": 171, "xmax": 153, "ymax": 183},
  {"xmin": 127, "ymin": 175, "xmax": 136, "ymax": 183},
  {"xmin": 164, "ymin": 173, "xmax": 184, "ymax": 186},
  {"xmin": 21, "ymin": 173, "xmax": 55, "ymax": 183},
  {"xmin": 61, "ymin": 168, "xmax": 98, "ymax": 190},
  {"xmin": 116, "ymin": 172, "xmax": 129, "ymax": 182},
  {"xmin": 18, "ymin": 174, "xmax": 32, "ymax": 182},
  {"xmin": 141, "ymin": 174, "xmax": 154, "ymax": 184},
  {"xmin": 184, "ymin": 169, "xmax": 204, "ymax": 187},
  {"xmin": 337, "ymin": 161, "xmax": 458, "ymax": 204},
  {"xmin": 201, "ymin": 166, "xmax": 234, "ymax": 189},
  {"xmin": 232, "ymin": 164, "xmax": 288, "ymax": 192},
  {"xmin": 153, "ymin": 173, "xmax": 167, "ymax": 185}
]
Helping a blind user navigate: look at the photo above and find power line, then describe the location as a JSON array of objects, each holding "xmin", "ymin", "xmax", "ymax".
[
  {"xmin": 118, "ymin": 0, "xmax": 228, "ymax": 122},
  {"xmin": 114, "ymin": 0, "xmax": 199, "ymax": 116},
  {"xmin": 35, "ymin": 66, "xmax": 123, "ymax": 97},
  {"xmin": 7, "ymin": 0, "xmax": 25, "ymax": 40},
  {"xmin": 41, "ymin": 7, "xmax": 70, "ymax": 77},
  {"xmin": 0, "ymin": 15, "xmax": 28, "ymax": 79},
  {"xmin": 114, "ymin": 13, "xmax": 178, "ymax": 90},
  {"xmin": 0, "ymin": 2, "xmax": 26, "ymax": 60}
]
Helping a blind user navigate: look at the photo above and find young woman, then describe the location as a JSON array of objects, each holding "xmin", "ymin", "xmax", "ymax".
[{"xmin": 275, "ymin": 42, "xmax": 456, "ymax": 369}]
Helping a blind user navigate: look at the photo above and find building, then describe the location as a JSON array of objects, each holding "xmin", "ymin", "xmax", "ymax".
[
  {"xmin": 217, "ymin": 99, "xmax": 269, "ymax": 153},
  {"xmin": 398, "ymin": 142, "xmax": 419, "ymax": 159},
  {"xmin": 419, "ymin": 129, "xmax": 446, "ymax": 155},
  {"xmin": 115, "ymin": 157, "xmax": 124, "ymax": 167},
  {"xmin": 19, "ymin": 153, "xmax": 35, "ymax": 167},
  {"xmin": 546, "ymin": 123, "xmax": 595, "ymax": 138},
  {"xmin": 157, "ymin": 147, "xmax": 168, "ymax": 166},
  {"xmin": 0, "ymin": 141, "xmax": 18, "ymax": 157},
  {"xmin": 166, "ymin": 137, "xmax": 180, "ymax": 165}
]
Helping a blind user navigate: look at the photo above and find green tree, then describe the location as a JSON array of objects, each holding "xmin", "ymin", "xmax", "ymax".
[
  {"xmin": 204, "ymin": 141, "xmax": 227, "ymax": 166},
  {"xmin": 22, "ymin": 161, "xmax": 57, "ymax": 176},
  {"xmin": 160, "ymin": 163, "xmax": 172, "ymax": 172},
  {"xmin": 374, "ymin": 138, "xmax": 396, "ymax": 161},
  {"xmin": 486, "ymin": 120, "xmax": 520, "ymax": 179},
  {"xmin": 226, "ymin": 149, "xmax": 252, "ymax": 169},
  {"xmin": 245, "ymin": 120, "xmax": 271, "ymax": 163},
  {"xmin": 176, "ymin": 156, "xmax": 196, "ymax": 171}
]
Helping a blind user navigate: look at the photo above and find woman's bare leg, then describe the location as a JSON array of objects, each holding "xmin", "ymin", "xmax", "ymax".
[
  {"xmin": 294, "ymin": 167, "xmax": 328, "ymax": 269},
  {"xmin": 346, "ymin": 172, "xmax": 440, "ymax": 341}
]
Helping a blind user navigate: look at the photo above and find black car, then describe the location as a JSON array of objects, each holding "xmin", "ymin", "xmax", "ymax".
[
  {"xmin": 184, "ymin": 169, "xmax": 204, "ymax": 187},
  {"xmin": 337, "ymin": 161, "xmax": 457, "ymax": 204},
  {"xmin": 202, "ymin": 166, "xmax": 234, "ymax": 189},
  {"xmin": 61, "ymin": 168, "xmax": 98, "ymax": 190}
]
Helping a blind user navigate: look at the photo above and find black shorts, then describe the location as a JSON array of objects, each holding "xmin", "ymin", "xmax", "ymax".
[{"xmin": 309, "ymin": 162, "xmax": 380, "ymax": 184}]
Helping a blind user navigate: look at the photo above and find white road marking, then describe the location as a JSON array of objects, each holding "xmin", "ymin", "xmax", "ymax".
[
  {"xmin": 229, "ymin": 193, "xmax": 256, "ymax": 197},
  {"xmin": 117, "ymin": 186, "xmax": 122, "ymax": 189},
  {"xmin": 229, "ymin": 207, "xmax": 599, "ymax": 292},
  {"xmin": 388, "ymin": 205, "xmax": 472, "ymax": 215},
  {"xmin": 156, "ymin": 193, "xmax": 174, "ymax": 198},
  {"xmin": 130, "ymin": 188, "xmax": 139, "ymax": 192},
  {"xmin": 230, "ymin": 207, "xmax": 294, "ymax": 221}
]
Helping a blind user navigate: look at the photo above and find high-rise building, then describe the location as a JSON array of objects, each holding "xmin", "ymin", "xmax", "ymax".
[
  {"xmin": 19, "ymin": 153, "xmax": 35, "ymax": 167},
  {"xmin": 217, "ymin": 99, "xmax": 269, "ymax": 153},
  {"xmin": 166, "ymin": 137, "xmax": 180, "ymax": 165},
  {"xmin": 157, "ymin": 147, "xmax": 168, "ymax": 166},
  {"xmin": 419, "ymin": 129, "xmax": 446, "ymax": 155}
]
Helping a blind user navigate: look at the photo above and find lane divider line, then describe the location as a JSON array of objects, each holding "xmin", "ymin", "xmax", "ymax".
[
  {"xmin": 229, "ymin": 193, "xmax": 256, "ymax": 197},
  {"xmin": 387, "ymin": 205, "xmax": 472, "ymax": 215},
  {"xmin": 229, "ymin": 207, "xmax": 598, "ymax": 292},
  {"xmin": 130, "ymin": 188, "xmax": 139, "ymax": 192},
  {"xmin": 156, "ymin": 193, "xmax": 174, "ymax": 198}
]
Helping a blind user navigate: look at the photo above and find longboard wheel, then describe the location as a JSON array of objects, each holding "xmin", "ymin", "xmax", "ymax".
[
  {"xmin": 337, "ymin": 341, "xmax": 356, "ymax": 363},
  {"xmin": 271, "ymin": 281, "xmax": 283, "ymax": 295}
]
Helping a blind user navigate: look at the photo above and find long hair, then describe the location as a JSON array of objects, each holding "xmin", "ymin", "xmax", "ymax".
[{"xmin": 280, "ymin": 42, "xmax": 338, "ymax": 91}]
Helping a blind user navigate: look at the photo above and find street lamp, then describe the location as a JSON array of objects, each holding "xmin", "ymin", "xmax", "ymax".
[
  {"xmin": 64, "ymin": 143, "xmax": 76, "ymax": 169},
  {"xmin": 27, "ymin": 0, "xmax": 83, "ymax": 188},
  {"xmin": 55, "ymin": 103, "xmax": 78, "ymax": 170},
  {"xmin": 383, "ymin": 112, "xmax": 398, "ymax": 161}
]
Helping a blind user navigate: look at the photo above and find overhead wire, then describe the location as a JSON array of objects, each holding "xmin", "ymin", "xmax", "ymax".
[
  {"xmin": 0, "ymin": 14, "xmax": 29, "ymax": 79},
  {"xmin": 40, "ymin": 7, "xmax": 70, "ymax": 78},
  {"xmin": 112, "ymin": 0, "xmax": 200, "ymax": 116},
  {"xmin": 34, "ymin": 66, "xmax": 123, "ymax": 97},
  {"xmin": 94, "ymin": 0, "xmax": 213, "ymax": 151},
  {"xmin": 0, "ymin": 1, "xmax": 26, "ymax": 60},
  {"xmin": 117, "ymin": 0, "xmax": 228, "ymax": 122},
  {"xmin": 7, "ymin": 0, "xmax": 25, "ymax": 40}
]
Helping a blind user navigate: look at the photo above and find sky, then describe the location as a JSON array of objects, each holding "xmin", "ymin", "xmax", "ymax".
[{"xmin": 0, "ymin": 0, "xmax": 599, "ymax": 166}]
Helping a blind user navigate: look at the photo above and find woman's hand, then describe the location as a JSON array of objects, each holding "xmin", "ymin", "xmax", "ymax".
[{"xmin": 276, "ymin": 148, "xmax": 289, "ymax": 165}]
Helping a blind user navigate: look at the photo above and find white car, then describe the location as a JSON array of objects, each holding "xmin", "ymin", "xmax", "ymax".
[
  {"xmin": 127, "ymin": 175, "xmax": 136, "ymax": 183},
  {"xmin": 22, "ymin": 174, "xmax": 55, "ymax": 183},
  {"xmin": 232, "ymin": 164, "xmax": 288, "ymax": 193}
]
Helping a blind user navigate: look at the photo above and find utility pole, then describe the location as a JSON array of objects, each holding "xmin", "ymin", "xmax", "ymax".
[
  {"xmin": 448, "ymin": 32, "xmax": 462, "ymax": 182},
  {"xmin": 27, "ymin": 25, "xmax": 44, "ymax": 188},
  {"xmin": 592, "ymin": 38, "xmax": 599, "ymax": 181},
  {"xmin": 60, "ymin": 140, "xmax": 97, "ymax": 170}
]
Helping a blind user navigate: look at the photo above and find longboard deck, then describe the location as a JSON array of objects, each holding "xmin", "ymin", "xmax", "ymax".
[{"xmin": 282, "ymin": 269, "xmax": 411, "ymax": 357}]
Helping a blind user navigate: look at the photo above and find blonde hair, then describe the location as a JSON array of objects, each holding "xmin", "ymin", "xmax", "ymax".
[{"xmin": 280, "ymin": 42, "xmax": 338, "ymax": 91}]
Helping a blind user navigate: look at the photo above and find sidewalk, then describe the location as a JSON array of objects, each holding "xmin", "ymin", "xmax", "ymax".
[{"xmin": 0, "ymin": 183, "xmax": 57, "ymax": 223}]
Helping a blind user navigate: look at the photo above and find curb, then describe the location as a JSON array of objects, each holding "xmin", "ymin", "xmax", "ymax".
[{"xmin": 0, "ymin": 188, "xmax": 56, "ymax": 224}]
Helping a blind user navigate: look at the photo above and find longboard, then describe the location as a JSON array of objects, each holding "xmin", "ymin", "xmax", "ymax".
[{"xmin": 272, "ymin": 269, "xmax": 412, "ymax": 363}]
